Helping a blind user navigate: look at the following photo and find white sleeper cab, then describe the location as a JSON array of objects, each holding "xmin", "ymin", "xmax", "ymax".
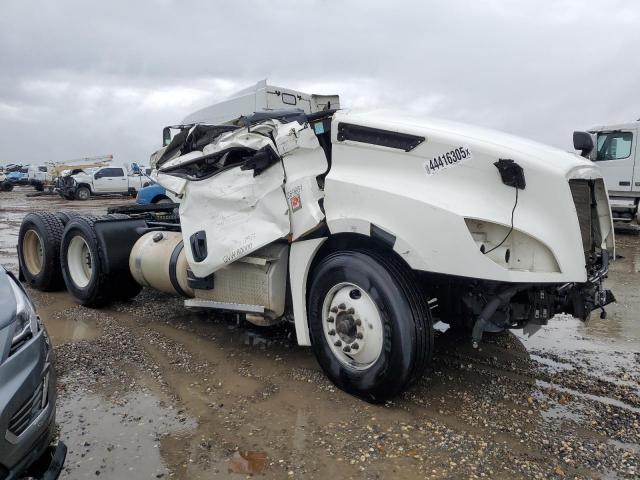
[{"xmin": 18, "ymin": 82, "xmax": 615, "ymax": 401}]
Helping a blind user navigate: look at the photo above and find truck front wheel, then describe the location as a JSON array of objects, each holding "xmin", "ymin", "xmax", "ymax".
[
  {"xmin": 308, "ymin": 249, "xmax": 433, "ymax": 401},
  {"xmin": 75, "ymin": 186, "xmax": 90, "ymax": 201}
]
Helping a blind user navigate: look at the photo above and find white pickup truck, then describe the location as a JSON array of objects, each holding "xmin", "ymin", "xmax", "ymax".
[{"xmin": 56, "ymin": 165, "xmax": 147, "ymax": 200}]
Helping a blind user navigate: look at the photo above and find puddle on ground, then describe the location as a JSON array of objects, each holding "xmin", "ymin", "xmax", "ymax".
[
  {"xmin": 228, "ymin": 451, "xmax": 268, "ymax": 475},
  {"xmin": 45, "ymin": 315, "xmax": 100, "ymax": 344},
  {"xmin": 530, "ymin": 353, "xmax": 574, "ymax": 373},
  {"xmin": 541, "ymin": 403, "xmax": 584, "ymax": 422},
  {"xmin": 536, "ymin": 379, "xmax": 640, "ymax": 415},
  {"xmin": 58, "ymin": 387, "xmax": 197, "ymax": 479},
  {"xmin": 30, "ymin": 291, "xmax": 102, "ymax": 344}
]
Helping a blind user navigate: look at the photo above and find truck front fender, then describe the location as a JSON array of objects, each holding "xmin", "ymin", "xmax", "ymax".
[{"xmin": 289, "ymin": 238, "xmax": 326, "ymax": 346}]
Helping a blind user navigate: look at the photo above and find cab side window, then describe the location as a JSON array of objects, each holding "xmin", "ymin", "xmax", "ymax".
[
  {"xmin": 103, "ymin": 168, "xmax": 124, "ymax": 177},
  {"xmin": 596, "ymin": 131, "xmax": 633, "ymax": 161},
  {"xmin": 95, "ymin": 168, "xmax": 124, "ymax": 178}
]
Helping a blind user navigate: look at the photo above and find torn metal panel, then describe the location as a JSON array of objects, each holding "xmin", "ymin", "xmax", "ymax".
[
  {"xmin": 278, "ymin": 122, "xmax": 328, "ymax": 240},
  {"xmin": 179, "ymin": 160, "xmax": 289, "ymax": 278},
  {"xmin": 162, "ymin": 119, "xmax": 329, "ymax": 278},
  {"xmin": 152, "ymin": 171, "xmax": 188, "ymax": 196}
]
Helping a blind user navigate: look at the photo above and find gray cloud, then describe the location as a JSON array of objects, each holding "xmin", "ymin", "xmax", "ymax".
[{"xmin": 1, "ymin": 0, "xmax": 639, "ymax": 165}]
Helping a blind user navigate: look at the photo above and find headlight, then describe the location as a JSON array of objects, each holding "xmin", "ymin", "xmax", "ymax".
[{"xmin": 8, "ymin": 278, "xmax": 38, "ymax": 351}]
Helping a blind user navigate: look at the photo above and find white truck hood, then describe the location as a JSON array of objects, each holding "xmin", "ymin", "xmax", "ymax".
[{"xmin": 338, "ymin": 109, "xmax": 597, "ymax": 180}]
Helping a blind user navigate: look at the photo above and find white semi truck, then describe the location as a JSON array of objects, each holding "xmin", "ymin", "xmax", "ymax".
[
  {"xmin": 574, "ymin": 121, "xmax": 640, "ymax": 222},
  {"xmin": 18, "ymin": 82, "xmax": 615, "ymax": 400}
]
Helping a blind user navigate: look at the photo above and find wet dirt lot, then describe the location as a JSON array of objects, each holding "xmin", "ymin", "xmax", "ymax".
[{"xmin": 1, "ymin": 186, "xmax": 639, "ymax": 479}]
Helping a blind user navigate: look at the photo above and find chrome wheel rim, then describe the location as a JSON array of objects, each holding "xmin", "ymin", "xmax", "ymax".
[
  {"xmin": 321, "ymin": 282, "xmax": 383, "ymax": 370},
  {"xmin": 67, "ymin": 235, "xmax": 93, "ymax": 288},
  {"xmin": 22, "ymin": 229, "xmax": 44, "ymax": 275}
]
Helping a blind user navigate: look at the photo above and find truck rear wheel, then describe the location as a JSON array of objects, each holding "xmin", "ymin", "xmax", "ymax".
[
  {"xmin": 75, "ymin": 186, "xmax": 90, "ymax": 201},
  {"xmin": 308, "ymin": 249, "xmax": 433, "ymax": 401},
  {"xmin": 18, "ymin": 212, "xmax": 65, "ymax": 291},
  {"xmin": 60, "ymin": 216, "xmax": 142, "ymax": 306},
  {"xmin": 1, "ymin": 181, "xmax": 13, "ymax": 192},
  {"xmin": 55, "ymin": 210, "xmax": 87, "ymax": 226}
]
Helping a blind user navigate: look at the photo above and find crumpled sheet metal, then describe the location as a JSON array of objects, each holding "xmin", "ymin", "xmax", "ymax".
[{"xmin": 179, "ymin": 159, "xmax": 289, "ymax": 278}]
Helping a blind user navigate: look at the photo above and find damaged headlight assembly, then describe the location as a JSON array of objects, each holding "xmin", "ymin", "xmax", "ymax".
[{"xmin": 465, "ymin": 219, "xmax": 560, "ymax": 273}]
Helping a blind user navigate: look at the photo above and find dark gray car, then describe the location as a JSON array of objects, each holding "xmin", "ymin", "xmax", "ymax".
[{"xmin": 0, "ymin": 266, "xmax": 65, "ymax": 479}]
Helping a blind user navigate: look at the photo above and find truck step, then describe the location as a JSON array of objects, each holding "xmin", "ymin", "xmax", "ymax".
[{"xmin": 184, "ymin": 298, "xmax": 264, "ymax": 313}]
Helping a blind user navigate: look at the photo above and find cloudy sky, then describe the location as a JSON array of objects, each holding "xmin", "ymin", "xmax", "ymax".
[{"xmin": 1, "ymin": 0, "xmax": 638, "ymax": 166}]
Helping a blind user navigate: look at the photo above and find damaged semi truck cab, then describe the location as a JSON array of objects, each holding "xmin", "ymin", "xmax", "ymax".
[{"xmin": 18, "ymin": 84, "xmax": 615, "ymax": 401}]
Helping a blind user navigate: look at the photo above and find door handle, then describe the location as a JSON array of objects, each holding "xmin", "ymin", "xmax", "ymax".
[{"xmin": 190, "ymin": 231, "xmax": 208, "ymax": 262}]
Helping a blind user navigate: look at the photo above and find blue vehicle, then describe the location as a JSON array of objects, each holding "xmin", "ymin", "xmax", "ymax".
[
  {"xmin": 6, "ymin": 172, "xmax": 28, "ymax": 185},
  {"xmin": 135, "ymin": 183, "xmax": 172, "ymax": 205}
]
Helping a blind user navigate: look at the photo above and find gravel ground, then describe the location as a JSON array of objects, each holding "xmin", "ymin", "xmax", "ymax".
[{"xmin": 1, "ymin": 186, "xmax": 639, "ymax": 479}]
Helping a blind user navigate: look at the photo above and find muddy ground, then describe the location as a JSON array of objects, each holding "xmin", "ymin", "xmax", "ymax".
[{"xmin": 1, "ymin": 186, "xmax": 639, "ymax": 479}]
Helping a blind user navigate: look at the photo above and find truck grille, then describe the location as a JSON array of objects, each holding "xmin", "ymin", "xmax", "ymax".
[
  {"xmin": 569, "ymin": 179, "xmax": 603, "ymax": 256},
  {"xmin": 8, "ymin": 377, "xmax": 47, "ymax": 437}
]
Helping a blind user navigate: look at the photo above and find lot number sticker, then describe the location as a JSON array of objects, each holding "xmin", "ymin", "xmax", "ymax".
[{"xmin": 424, "ymin": 146, "xmax": 472, "ymax": 176}]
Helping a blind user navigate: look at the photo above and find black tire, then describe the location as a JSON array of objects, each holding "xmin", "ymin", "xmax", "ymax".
[
  {"xmin": 1, "ymin": 181, "xmax": 13, "ymax": 192},
  {"xmin": 60, "ymin": 216, "xmax": 141, "ymax": 306},
  {"xmin": 17, "ymin": 212, "xmax": 65, "ymax": 291},
  {"xmin": 75, "ymin": 186, "xmax": 90, "ymax": 201},
  {"xmin": 308, "ymin": 249, "xmax": 433, "ymax": 402},
  {"xmin": 55, "ymin": 210, "xmax": 86, "ymax": 226},
  {"xmin": 34, "ymin": 183, "xmax": 44, "ymax": 192}
]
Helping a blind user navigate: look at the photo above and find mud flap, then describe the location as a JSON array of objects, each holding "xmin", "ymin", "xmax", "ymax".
[{"xmin": 179, "ymin": 164, "xmax": 290, "ymax": 278}]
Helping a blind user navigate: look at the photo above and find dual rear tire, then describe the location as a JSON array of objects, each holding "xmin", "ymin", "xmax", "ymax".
[
  {"xmin": 18, "ymin": 212, "xmax": 65, "ymax": 291},
  {"xmin": 59, "ymin": 216, "xmax": 142, "ymax": 306},
  {"xmin": 17, "ymin": 212, "xmax": 141, "ymax": 305}
]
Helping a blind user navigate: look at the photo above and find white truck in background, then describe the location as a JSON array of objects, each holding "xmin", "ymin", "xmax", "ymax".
[
  {"xmin": 574, "ymin": 121, "xmax": 640, "ymax": 222},
  {"xmin": 56, "ymin": 164, "xmax": 148, "ymax": 200},
  {"xmin": 27, "ymin": 165, "xmax": 53, "ymax": 191}
]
